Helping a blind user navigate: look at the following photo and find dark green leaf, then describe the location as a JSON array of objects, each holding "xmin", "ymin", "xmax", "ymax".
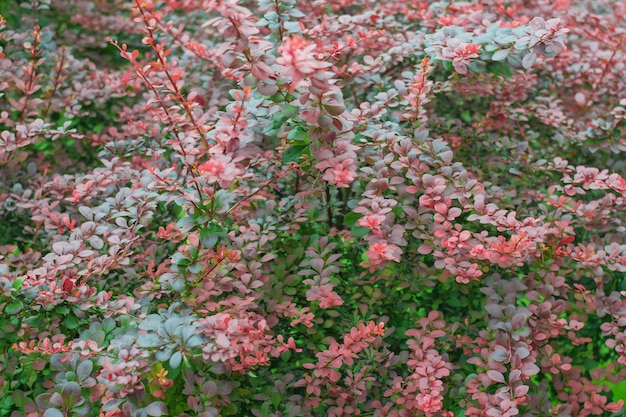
[
  {"xmin": 350, "ymin": 226, "xmax": 369, "ymax": 238},
  {"xmin": 282, "ymin": 144, "xmax": 309, "ymax": 164},
  {"xmin": 343, "ymin": 212, "xmax": 362, "ymax": 228},
  {"xmin": 63, "ymin": 315, "xmax": 79, "ymax": 329}
]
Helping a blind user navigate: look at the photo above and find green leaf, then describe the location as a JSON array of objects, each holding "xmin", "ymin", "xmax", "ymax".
[
  {"xmin": 343, "ymin": 212, "xmax": 362, "ymax": 228},
  {"xmin": 351, "ymin": 226, "xmax": 370, "ymax": 238},
  {"xmin": 5, "ymin": 301, "xmax": 23, "ymax": 314},
  {"xmin": 12, "ymin": 278, "xmax": 24, "ymax": 290},
  {"xmin": 282, "ymin": 144, "xmax": 309, "ymax": 164},
  {"xmin": 175, "ymin": 257, "xmax": 191, "ymax": 267},
  {"xmin": 259, "ymin": 402, "xmax": 271, "ymax": 417},
  {"xmin": 445, "ymin": 294, "xmax": 461, "ymax": 307},
  {"xmin": 583, "ymin": 358, "xmax": 598, "ymax": 370},
  {"xmin": 164, "ymin": 360, "xmax": 182, "ymax": 379},
  {"xmin": 102, "ymin": 318, "xmax": 116, "ymax": 333},
  {"xmin": 200, "ymin": 222, "xmax": 228, "ymax": 249},
  {"xmin": 271, "ymin": 115, "xmax": 286, "ymax": 130},
  {"xmin": 287, "ymin": 126, "xmax": 308, "ymax": 142},
  {"xmin": 270, "ymin": 389, "xmax": 281, "ymax": 408},
  {"xmin": 56, "ymin": 306, "xmax": 70, "ymax": 315},
  {"xmin": 343, "ymin": 212, "xmax": 369, "ymax": 237},
  {"xmin": 609, "ymin": 379, "xmax": 626, "ymax": 404},
  {"xmin": 63, "ymin": 315, "xmax": 79, "ymax": 330},
  {"xmin": 282, "ymin": 103, "xmax": 298, "ymax": 118}
]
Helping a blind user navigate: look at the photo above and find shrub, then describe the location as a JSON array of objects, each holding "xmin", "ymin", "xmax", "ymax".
[{"xmin": 1, "ymin": 0, "xmax": 626, "ymax": 416}]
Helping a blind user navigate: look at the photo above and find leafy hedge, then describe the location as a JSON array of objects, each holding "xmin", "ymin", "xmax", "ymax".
[{"xmin": 1, "ymin": 0, "xmax": 626, "ymax": 416}]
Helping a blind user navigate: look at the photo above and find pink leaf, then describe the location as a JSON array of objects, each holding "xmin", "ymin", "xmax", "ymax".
[{"xmin": 487, "ymin": 370, "xmax": 506, "ymax": 383}]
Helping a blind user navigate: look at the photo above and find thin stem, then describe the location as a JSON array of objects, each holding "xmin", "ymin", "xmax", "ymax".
[
  {"xmin": 574, "ymin": 38, "xmax": 622, "ymax": 124},
  {"xmin": 19, "ymin": 25, "xmax": 41, "ymax": 123},
  {"xmin": 42, "ymin": 46, "xmax": 66, "ymax": 118},
  {"xmin": 273, "ymin": 0, "xmax": 285, "ymax": 41},
  {"xmin": 325, "ymin": 184, "xmax": 334, "ymax": 229},
  {"xmin": 109, "ymin": 37, "xmax": 206, "ymax": 211},
  {"xmin": 134, "ymin": 1, "xmax": 209, "ymax": 148}
]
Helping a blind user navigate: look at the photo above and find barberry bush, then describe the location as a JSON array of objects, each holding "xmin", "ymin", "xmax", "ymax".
[{"xmin": 1, "ymin": 0, "xmax": 626, "ymax": 416}]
